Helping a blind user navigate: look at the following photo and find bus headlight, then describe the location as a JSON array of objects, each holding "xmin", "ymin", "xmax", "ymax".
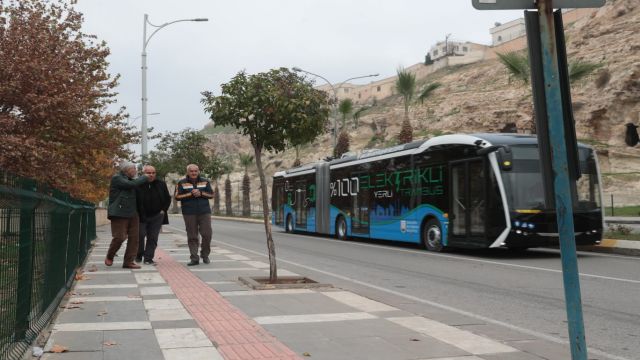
[
  {"xmin": 514, "ymin": 221, "xmax": 521, "ymax": 227},
  {"xmin": 528, "ymin": 223, "xmax": 535, "ymax": 230}
]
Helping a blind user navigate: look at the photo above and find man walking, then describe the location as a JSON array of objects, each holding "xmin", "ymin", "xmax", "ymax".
[
  {"xmin": 137, "ymin": 165, "xmax": 171, "ymax": 265},
  {"xmin": 106, "ymin": 162, "xmax": 148, "ymax": 269},
  {"xmin": 175, "ymin": 164, "xmax": 214, "ymax": 266}
]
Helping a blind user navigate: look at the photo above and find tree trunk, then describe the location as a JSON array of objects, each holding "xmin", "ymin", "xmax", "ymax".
[
  {"xmin": 213, "ymin": 182, "xmax": 221, "ymax": 215},
  {"xmin": 242, "ymin": 172, "xmax": 250, "ymax": 217},
  {"xmin": 225, "ymin": 176, "xmax": 232, "ymax": 216},
  {"xmin": 254, "ymin": 146, "xmax": 277, "ymax": 282}
]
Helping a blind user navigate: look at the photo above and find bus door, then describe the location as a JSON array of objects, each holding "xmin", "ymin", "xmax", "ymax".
[
  {"xmin": 351, "ymin": 173, "xmax": 370, "ymax": 236},
  {"xmin": 449, "ymin": 158, "xmax": 486, "ymax": 243},
  {"xmin": 294, "ymin": 180, "xmax": 307, "ymax": 229}
]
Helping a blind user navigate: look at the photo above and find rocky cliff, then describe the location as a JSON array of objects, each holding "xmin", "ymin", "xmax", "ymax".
[{"xmin": 206, "ymin": 0, "xmax": 640, "ymax": 207}]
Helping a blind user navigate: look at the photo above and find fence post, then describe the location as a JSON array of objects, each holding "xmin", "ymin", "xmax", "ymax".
[
  {"xmin": 610, "ymin": 194, "xmax": 614, "ymax": 217},
  {"xmin": 15, "ymin": 179, "xmax": 37, "ymax": 339}
]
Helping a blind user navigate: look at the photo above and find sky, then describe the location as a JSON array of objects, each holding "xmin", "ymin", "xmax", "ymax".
[{"xmin": 75, "ymin": 0, "xmax": 523, "ymax": 155}]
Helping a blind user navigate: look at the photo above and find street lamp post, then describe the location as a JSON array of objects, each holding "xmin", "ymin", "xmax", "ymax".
[
  {"xmin": 292, "ymin": 67, "xmax": 379, "ymax": 150},
  {"xmin": 141, "ymin": 14, "xmax": 208, "ymax": 157}
]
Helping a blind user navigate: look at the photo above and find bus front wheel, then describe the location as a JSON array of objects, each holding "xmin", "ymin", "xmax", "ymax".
[
  {"xmin": 423, "ymin": 219, "xmax": 444, "ymax": 252},
  {"xmin": 285, "ymin": 215, "xmax": 294, "ymax": 233},
  {"xmin": 335, "ymin": 216, "xmax": 347, "ymax": 240}
]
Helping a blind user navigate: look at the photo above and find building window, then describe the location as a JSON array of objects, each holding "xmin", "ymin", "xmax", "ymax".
[
  {"xmin": 498, "ymin": 35, "xmax": 503, "ymax": 42},
  {"xmin": 463, "ymin": 46, "xmax": 468, "ymax": 52},
  {"xmin": 377, "ymin": 86, "xmax": 381, "ymax": 92},
  {"xmin": 433, "ymin": 49, "xmax": 438, "ymax": 56}
]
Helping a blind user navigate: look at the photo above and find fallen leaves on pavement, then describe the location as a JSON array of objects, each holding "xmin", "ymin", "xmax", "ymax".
[{"xmin": 50, "ymin": 345, "xmax": 68, "ymax": 353}]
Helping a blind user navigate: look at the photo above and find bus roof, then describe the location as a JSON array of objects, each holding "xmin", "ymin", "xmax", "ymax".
[{"xmin": 273, "ymin": 133, "xmax": 592, "ymax": 177}]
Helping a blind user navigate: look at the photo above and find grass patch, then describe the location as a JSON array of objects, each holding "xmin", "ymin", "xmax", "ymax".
[
  {"xmin": 604, "ymin": 232, "xmax": 640, "ymax": 241},
  {"xmin": 604, "ymin": 205, "xmax": 640, "ymax": 217}
]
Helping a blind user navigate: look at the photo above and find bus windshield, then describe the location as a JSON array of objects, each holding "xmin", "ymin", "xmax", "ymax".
[{"xmin": 500, "ymin": 145, "xmax": 601, "ymax": 212}]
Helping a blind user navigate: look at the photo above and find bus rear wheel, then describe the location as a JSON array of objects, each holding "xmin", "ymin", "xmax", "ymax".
[
  {"xmin": 285, "ymin": 215, "xmax": 294, "ymax": 233},
  {"xmin": 423, "ymin": 219, "xmax": 444, "ymax": 252},
  {"xmin": 335, "ymin": 216, "xmax": 347, "ymax": 240}
]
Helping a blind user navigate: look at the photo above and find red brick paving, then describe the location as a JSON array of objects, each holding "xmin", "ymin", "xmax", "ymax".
[{"xmin": 155, "ymin": 248, "xmax": 300, "ymax": 360}]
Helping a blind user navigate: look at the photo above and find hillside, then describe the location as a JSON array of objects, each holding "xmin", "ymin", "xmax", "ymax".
[{"xmin": 206, "ymin": 0, "xmax": 640, "ymax": 209}]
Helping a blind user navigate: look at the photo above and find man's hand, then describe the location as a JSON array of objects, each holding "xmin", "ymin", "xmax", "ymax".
[{"xmin": 191, "ymin": 189, "xmax": 201, "ymax": 197}]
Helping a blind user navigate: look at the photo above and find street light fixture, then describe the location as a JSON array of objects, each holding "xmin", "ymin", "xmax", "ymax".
[
  {"xmin": 141, "ymin": 14, "xmax": 208, "ymax": 158},
  {"xmin": 292, "ymin": 67, "xmax": 379, "ymax": 150},
  {"xmin": 127, "ymin": 112, "xmax": 160, "ymax": 152}
]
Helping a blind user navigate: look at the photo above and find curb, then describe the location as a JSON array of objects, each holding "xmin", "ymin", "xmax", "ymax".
[{"xmin": 578, "ymin": 239, "xmax": 640, "ymax": 256}]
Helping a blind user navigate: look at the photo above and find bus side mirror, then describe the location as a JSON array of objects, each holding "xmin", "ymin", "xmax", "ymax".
[{"xmin": 476, "ymin": 145, "xmax": 501, "ymax": 156}]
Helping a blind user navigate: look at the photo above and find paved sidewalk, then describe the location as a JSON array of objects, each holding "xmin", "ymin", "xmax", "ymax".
[{"xmin": 38, "ymin": 225, "xmax": 574, "ymax": 360}]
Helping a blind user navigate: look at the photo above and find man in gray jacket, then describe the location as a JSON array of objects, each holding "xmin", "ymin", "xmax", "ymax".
[{"xmin": 105, "ymin": 162, "xmax": 148, "ymax": 269}]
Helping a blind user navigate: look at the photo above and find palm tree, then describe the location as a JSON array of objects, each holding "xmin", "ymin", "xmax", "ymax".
[
  {"xmin": 352, "ymin": 105, "xmax": 372, "ymax": 129},
  {"xmin": 338, "ymin": 99, "xmax": 353, "ymax": 129},
  {"xmin": 239, "ymin": 153, "xmax": 254, "ymax": 217},
  {"xmin": 497, "ymin": 51, "xmax": 602, "ymax": 133},
  {"xmin": 396, "ymin": 67, "xmax": 416, "ymax": 144}
]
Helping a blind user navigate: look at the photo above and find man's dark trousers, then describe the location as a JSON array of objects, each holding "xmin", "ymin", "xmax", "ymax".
[
  {"xmin": 183, "ymin": 213, "xmax": 212, "ymax": 262},
  {"xmin": 138, "ymin": 212, "xmax": 164, "ymax": 262}
]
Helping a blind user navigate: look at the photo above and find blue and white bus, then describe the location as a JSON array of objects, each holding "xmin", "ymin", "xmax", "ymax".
[{"xmin": 271, "ymin": 133, "xmax": 603, "ymax": 251}]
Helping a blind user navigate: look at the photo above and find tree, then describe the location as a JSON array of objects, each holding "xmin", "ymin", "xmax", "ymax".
[
  {"xmin": 335, "ymin": 99, "xmax": 353, "ymax": 157},
  {"xmin": 418, "ymin": 82, "xmax": 442, "ymax": 130},
  {"xmin": 425, "ymin": 53, "xmax": 434, "ymax": 65},
  {"xmin": 202, "ymin": 67, "xmax": 329, "ymax": 282},
  {"xmin": 204, "ymin": 159, "xmax": 231, "ymax": 216},
  {"xmin": 352, "ymin": 105, "xmax": 371, "ymax": 129},
  {"xmin": 396, "ymin": 67, "xmax": 417, "ymax": 144},
  {"xmin": 225, "ymin": 174, "xmax": 232, "ymax": 216},
  {"xmin": 146, "ymin": 129, "xmax": 220, "ymax": 213},
  {"xmin": 239, "ymin": 153, "xmax": 254, "ymax": 216},
  {"xmin": 497, "ymin": 51, "xmax": 602, "ymax": 132},
  {"xmin": 0, "ymin": 0, "xmax": 133, "ymax": 201}
]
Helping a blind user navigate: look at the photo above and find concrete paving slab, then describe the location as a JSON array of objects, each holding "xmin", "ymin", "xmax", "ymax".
[
  {"xmin": 139, "ymin": 286, "xmax": 173, "ymax": 296},
  {"xmin": 54, "ymin": 321, "xmax": 151, "ymax": 331},
  {"xmin": 147, "ymin": 308, "xmax": 192, "ymax": 321},
  {"xmin": 102, "ymin": 329, "xmax": 164, "ymax": 360},
  {"xmin": 134, "ymin": 273, "xmax": 166, "ymax": 284},
  {"xmin": 154, "ymin": 328, "xmax": 213, "ymax": 349},
  {"xmin": 505, "ymin": 340, "xmax": 570, "ymax": 360},
  {"xmin": 483, "ymin": 351, "xmax": 548, "ymax": 360},
  {"xmin": 206, "ymin": 282, "xmax": 248, "ymax": 292},
  {"xmin": 143, "ymin": 298, "xmax": 184, "ymax": 310},
  {"xmin": 150, "ymin": 319, "xmax": 200, "ymax": 329},
  {"xmin": 74, "ymin": 274, "xmax": 136, "ymax": 285},
  {"xmin": 220, "ymin": 289, "xmax": 315, "ymax": 296},
  {"xmin": 44, "ymin": 330, "xmax": 103, "ymax": 352},
  {"xmin": 41, "ymin": 351, "xmax": 103, "ymax": 360},
  {"xmin": 226, "ymin": 292, "xmax": 366, "ymax": 317},
  {"xmin": 460, "ymin": 324, "xmax": 538, "ymax": 342},
  {"xmin": 163, "ymin": 347, "xmax": 224, "ymax": 360},
  {"xmin": 75, "ymin": 284, "xmax": 138, "ymax": 289},
  {"xmin": 70, "ymin": 287, "xmax": 140, "ymax": 297},
  {"xmin": 389, "ymin": 316, "xmax": 518, "ymax": 355},
  {"xmin": 322, "ymin": 291, "xmax": 398, "ymax": 312},
  {"xmin": 254, "ymin": 312, "xmax": 376, "ymax": 325},
  {"xmin": 55, "ymin": 301, "xmax": 148, "ymax": 323}
]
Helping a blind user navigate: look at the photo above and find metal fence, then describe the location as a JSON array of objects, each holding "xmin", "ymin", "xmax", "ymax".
[{"xmin": 0, "ymin": 171, "xmax": 96, "ymax": 360}]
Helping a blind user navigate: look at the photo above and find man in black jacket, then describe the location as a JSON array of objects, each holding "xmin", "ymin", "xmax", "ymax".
[
  {"xmin": 137, "ymin": 165, "xmax": 171, "ymax": 265},
  {"xmin": 175, "ymin": 164, "xmax": 214, "ymax": 266}
]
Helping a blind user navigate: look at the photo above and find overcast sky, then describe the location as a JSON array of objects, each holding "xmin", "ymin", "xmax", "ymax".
[{"xmin": 75, "ymin": 0, "xmax": 523, "ymax": 154}]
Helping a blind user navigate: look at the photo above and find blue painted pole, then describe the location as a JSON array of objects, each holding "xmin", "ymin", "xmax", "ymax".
[{"xmin": 537, "ymin": 1, "xmax": 588, "ymax": 359}]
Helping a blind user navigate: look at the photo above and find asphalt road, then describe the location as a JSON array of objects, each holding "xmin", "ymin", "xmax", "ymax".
[{"xmin": 169, "ymin": 218, "xmax": 640, "ymax": 360}]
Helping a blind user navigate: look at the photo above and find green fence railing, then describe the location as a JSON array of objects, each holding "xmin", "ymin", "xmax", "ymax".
[{"xmin": 0, "ymin": 171, "xmax": 96, "ymax": 360}]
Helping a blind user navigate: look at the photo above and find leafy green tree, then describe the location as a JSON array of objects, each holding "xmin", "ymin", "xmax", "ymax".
[
  {"xmin": 239, "ymin": 153, "xmax": 254, "ymax": 216},
  {"xmin": 396, "ymin": 67, "xmax": 416, "ymax": 144},
  {"xmin": 202, "ymin": 67, "xmax": 329, "ymax": 282},
  {"xmin": 338, "ymin": 99, "xmax": 353, "ymax": 129},
  {"xmin": 424, "ymin": 53, "xmax": 434, "ymax": 65}
]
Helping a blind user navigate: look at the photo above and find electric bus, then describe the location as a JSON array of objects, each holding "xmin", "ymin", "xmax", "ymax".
[{"xmin": 271, "ymin": 133, "xmax": 603, "ymax": 251}]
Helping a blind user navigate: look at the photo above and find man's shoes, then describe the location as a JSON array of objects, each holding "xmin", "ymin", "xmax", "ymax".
[
  {"xmin": 143, "ymin": 260, "xmax": 157, "ymax": 266},
  {"xmin": 104, "ymin": 257, "xmax": 113, "ymax": 266},
  {"xmin": 202, "ymin": 257, "xmax": 210, "ymax": 264},
  {"xmin": 187, "ymin": 260, "xmax": 199, "ymax": 266},
  {"xmin": 123, "ymin": 263, "xmax": 141, "ymax": 269},
  {"xmin": 135, "ymin": 256, "xmax": 143, "ymax": 263}
]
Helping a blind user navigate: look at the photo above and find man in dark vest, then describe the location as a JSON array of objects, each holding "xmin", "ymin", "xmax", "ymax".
[
  {"xmin": 175, "ymin": 164, "xmax": 214, "ymax": 266},
  {"xmin": 137, "ymin": 165, "xmax": 171, "ymax": 265},
  {"xmin": 106, "ymin": 162, "xmax": 148, "ymax": 269}
]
